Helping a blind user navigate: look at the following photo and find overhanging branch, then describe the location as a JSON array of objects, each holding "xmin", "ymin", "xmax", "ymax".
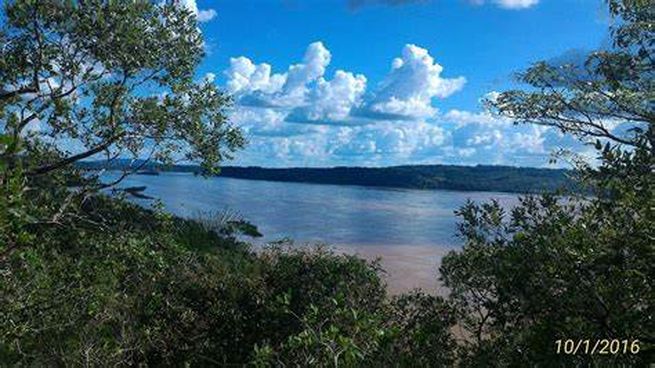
[{"xmin": 26, "ymin": 134, "xmax": 124, "ymax": 176}]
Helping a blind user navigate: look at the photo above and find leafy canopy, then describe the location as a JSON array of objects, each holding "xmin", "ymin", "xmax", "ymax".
[
  {"xmin": 490, "ymin": 0, "xmax": 653, "ymax": 153},
  {"xmin": 0, "ymin": 0, "xmax": 244, "ymax": 182},
  {"xmin": 441, "ymin": 0, "xmax": 654, "ymax": 365}
]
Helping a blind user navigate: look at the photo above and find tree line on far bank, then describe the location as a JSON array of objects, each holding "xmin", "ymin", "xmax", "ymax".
[{"xmin": 78, "ymin": 160, "xmax": 578, "ymax": 194}]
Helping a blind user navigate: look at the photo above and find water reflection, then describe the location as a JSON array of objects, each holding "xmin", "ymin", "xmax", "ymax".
[{"xmin": 109, "ymin": 172, "xmax": 520, "ymax": 248}]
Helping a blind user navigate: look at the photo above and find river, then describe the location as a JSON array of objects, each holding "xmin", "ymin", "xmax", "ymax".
[{"xmin": 110, "ymin": 172, "xmax": 521, "ymax": 293}]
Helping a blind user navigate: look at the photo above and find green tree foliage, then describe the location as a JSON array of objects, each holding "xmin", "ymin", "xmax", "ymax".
[
  {"xmin": 0, "ymin": 0, "xmax": 244, "ymax": 255},
  {"xmin": 1, "ymin": 197, "xmax": 457, "ymax": 365},
  {"xmin": 1, "ymin": 0, "xmax": 244, "ymax": 178},
  {"xmin": 441, "ymin": 0, "xmax": 654, "ymax": 365},
  {"xmin": 78, "ymin": 159, "xmax": 578, "ymax": 194},
  {"xmin": 490, "ymin": 0, "xmax": 653, "ymax": 151}
]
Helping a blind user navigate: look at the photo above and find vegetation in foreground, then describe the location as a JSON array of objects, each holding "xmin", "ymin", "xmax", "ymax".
[
  {"xmin": 1, "ymin": 0, "xmax": 653, "ymax": 366},
  {"xmin": 1, "ymin": 189, "xmax": 457, "ymax": 366}
]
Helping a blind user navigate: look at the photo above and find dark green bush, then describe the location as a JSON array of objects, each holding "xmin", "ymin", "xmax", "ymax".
[{"xmin": 2, "ymin": 183, "xmax": 458, "ymax": 366}]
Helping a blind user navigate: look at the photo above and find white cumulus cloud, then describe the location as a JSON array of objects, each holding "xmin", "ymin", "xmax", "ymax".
[
  {"xmin": 352, "ymin": 0, "xmax": 539, "ymax": 10},
  {"xmin": 225, "ymin": 57, "xmax": 286, "ymax": 95},
  {"xmin": 178, "ymin": 0, "xmax": 217, "ymax": 22},
  {"xmin": 283, "ymin": 42, "xmax": 332, "ymax": 94},
  {"xmin": 215, "ymin": 42, "xmax": 580, "ymax": 168},
  {"xmin": 224, "ymin": 42, "xmax": 334, "ymax": 108},
  {"xmin": 469, "ymin": 0, "xmax": 539, "ymax": 9},
  {"xmin": 289, "ymin": 70, "xmax": 367, "ymax": 123},
  {"xmin": 365, "ymin": 44, "xmax": 466, "ymax": 120},
  {"xmin": 494, "ymin": 0, "xmax": 539, "ymax": 9}
]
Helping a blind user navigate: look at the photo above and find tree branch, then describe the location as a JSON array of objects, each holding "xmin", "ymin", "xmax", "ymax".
[
  {"xmin": 0, "ymin": 86, "xmax": 38, "ymax": 101},
  {"xmin": 26, "ymin": 134, "xmax": 124, "ymax": 176}
]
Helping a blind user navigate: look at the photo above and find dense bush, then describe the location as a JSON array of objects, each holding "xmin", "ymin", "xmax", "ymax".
[
  {"xmin": 379, "ymin": 292, "xmax": 458, "ymax": 367},
  {"xmin": 441, "ymin": 189, "xmax": 654, "ymax": 366},
  {"xmin": 0, "ymin": 178, "xmax": 459, "ymax": 366},
  {"xmin": 439, "ymin": 0, "xmax": 655, "ymax": 365},
  {"xmin": 1, "ymin": 187, "xmax": 254, "ymax": 365}
]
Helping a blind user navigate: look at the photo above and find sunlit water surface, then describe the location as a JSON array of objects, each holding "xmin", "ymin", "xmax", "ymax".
[{"xmin": 107, "ymin": 172, "xmax": 520, "ymax": 249}]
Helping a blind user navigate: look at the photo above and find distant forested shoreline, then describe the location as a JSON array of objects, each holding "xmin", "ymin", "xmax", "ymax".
[{"xmin": 78, "ymin": 160, "xmax": 577, "ymax": 194}]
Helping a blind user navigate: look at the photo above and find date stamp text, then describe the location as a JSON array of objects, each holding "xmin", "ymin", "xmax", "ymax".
[{"xmin": 555, "ymin": 339, "xmax": 640, "ymax": 355}]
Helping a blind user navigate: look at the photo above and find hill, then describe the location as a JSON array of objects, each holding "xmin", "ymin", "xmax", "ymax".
[{"xmin": 77, "ymin": 160, "xmax": 577, "ymax": 194}]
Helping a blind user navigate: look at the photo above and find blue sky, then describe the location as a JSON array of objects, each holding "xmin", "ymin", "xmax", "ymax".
[{"xmin": 185, "ymin": 0, "xmax": 609, "ymax": 168}]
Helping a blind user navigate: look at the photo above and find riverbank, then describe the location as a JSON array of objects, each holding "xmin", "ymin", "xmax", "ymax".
[
  {"xmin": 335, "ymin": 244, "xmax": 451, "ymax": 295},
  {"xmin": 80, "ymin": 160, "xmax": 577, "ymax": 194},
  {"xmin": 253, "ymin": 242, "xmax": 451, "ymax": 295}
]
